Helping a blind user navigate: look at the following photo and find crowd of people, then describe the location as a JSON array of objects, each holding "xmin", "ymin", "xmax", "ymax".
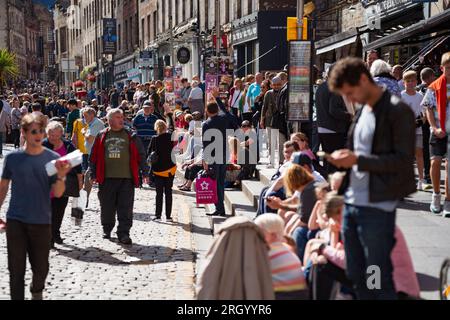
[{"xmin": 0, "ymin": 50, "xmax": 449, "ymax": 300}]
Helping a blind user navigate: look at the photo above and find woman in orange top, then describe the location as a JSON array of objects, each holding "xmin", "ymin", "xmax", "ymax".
[{"xmin": 148, "ymin": 120, "xmax": 177, "ymax": 222}]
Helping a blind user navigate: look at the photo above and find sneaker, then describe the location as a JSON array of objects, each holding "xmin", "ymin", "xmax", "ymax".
[
  {"xmin": 153, "ymin": 217, "xmax": 161, "ymax": 221},
  {"xmin": 102, "ymin": 232, "xmax": 111, "ymax": 240},
  {"xmin": 54, "ymin": 236, "xmax": 64, "ymax": 245},
  {"xmin": 31, "ymin": 292, "xmax": 43, "ymax": 300},
  {"xmin": 417, "ymin": 180, "xmax": 423, "ymax": 191},
  {"xmin": 443, "ymin": 201, "xmax": 450, "ymax": 218},
  {"xmin": 166, "ymin": 217, "xmax": 173, "ymax": 222},
  {"xmin": 75, "ymin": 218, "xmax": 82, "ymax": 226},
  {"xmin": 430, "ymin": 193, "xmax": 442, "ymax": 214},
  {"xmin": 118, "ymin": 236, "xmax": 132, "ymax": 245}
]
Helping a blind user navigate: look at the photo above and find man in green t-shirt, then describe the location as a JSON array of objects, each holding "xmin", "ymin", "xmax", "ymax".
[
  {"xmin": 66, "ymin": 99, "xmax": 80, "ymax": 138},
  {"xmin": 89, "ymin": 109, "xmax": 147, "ymax": 245}
]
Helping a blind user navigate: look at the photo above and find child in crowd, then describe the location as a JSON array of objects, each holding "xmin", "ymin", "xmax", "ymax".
[
  {"xmin": 401, "ymin": 71, "xmax": 427, "ymax": 191},
  {"xmin": 303, "ymin": 192, "xmax": 344, "ymax": 266},
  {"xmin": 255, "ymin": 214, "xmax": 309, "ymax": 300}
]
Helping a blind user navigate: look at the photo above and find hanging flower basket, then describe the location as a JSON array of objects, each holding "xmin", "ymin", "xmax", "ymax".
[{"xmin": 74, "ymin": 80, "xmax": 84, "ymax": 88}]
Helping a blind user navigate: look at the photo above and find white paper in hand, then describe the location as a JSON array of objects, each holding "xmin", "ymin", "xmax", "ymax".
[{"xmin": 45, "ymin": 150, "xmax": 83, "ymax": 176}]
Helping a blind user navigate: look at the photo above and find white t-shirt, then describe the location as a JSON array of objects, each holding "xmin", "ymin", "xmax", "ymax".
[
  {"xmin": 189, "ymin": 87, "xmax": 204, "ymax": 100},
  {"xmin": 401, "ymin": 91, "xmax": 423, "ymax": 135}
]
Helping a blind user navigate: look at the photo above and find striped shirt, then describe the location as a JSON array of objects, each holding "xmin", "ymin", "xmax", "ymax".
[
  {"xmin": 269, "ymin": 242, "xmax": 307, "ymax": 292},
  {"xmin": 132, "ymin": 114, "xmax": 158, "ymax": 139}
]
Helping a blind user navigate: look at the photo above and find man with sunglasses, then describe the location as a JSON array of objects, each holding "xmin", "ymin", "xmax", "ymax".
[{"xmin": 0, "ymin": 114, "xmax": 71, "ymax": 300}]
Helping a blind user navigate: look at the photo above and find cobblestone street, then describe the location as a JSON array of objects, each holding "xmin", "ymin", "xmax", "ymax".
[{"xmin": 0, "ymin": 147, "xmax": 196, "ymax": 300}]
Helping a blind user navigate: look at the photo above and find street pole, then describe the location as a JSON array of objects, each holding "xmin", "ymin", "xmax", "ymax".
[
  {"xmin": 293, "ymin": 0, "xmax": 304, "ymax": 134},
  {"xmin": 215, "ymin": 0, "xmax": 220, "ymax": 84},
  {"xmin": 170, "ymin": 15, "xmax": 174, "ymax": 67}
]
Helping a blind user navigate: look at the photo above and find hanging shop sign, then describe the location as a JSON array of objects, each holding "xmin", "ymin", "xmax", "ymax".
[{"xmin": 177, "ymin": 47, "xmax": 191, "ymax": 64}]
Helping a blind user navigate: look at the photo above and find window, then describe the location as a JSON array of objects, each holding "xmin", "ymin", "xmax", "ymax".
[
  {"xmin": 225, "ymin": 0, "xmax": 229, "ymax": 23},
  {"xmin": 147, "ymin": 15, "xmax": 151, "ymax": 44},
  {"xmin": 205, "ymin": 0, "xmax": 209, "ymax": 29},
  {"xmin": 248, "ymin": 0, "xmax": 252, "ymax": 15},
  {"xmin": 141, "ymin": 18, "xmax": 145, "ymax": 46},
  {"xmin": 237, "ymin": 0, "xmax": 242, "ymax": 19},
  {"xmin": 190, "ymin": 0, "xmax": 193, "ymax": 18},
  {"xmin": 153, "ymin": 11, "xmax": 157, "ymax": 40},
  {"xmin": 118, "ymin": 24, "xmax": 121, "ymax": 50},
  {"xmin": 162, "ymin": 0, "xmax": 165, "ymax": 31},
  {"xmin": 129, "ymin": 17, "xmax": 133, "ymax": 48},
  {"xmin": 125, "ymin": 20, "xmax": 128, "ymax": 50}
]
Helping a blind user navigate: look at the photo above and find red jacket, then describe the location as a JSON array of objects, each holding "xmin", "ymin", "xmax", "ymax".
[{"xmin": 90, "ymin": 128, "xmax": 146, "ymax": 187}]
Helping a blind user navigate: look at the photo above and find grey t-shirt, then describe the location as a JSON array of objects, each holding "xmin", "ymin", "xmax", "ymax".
[
  {"xmin": 298, "ymin": 181, "xmax": 317, "ymax": 225},
  {"xmin": 2, "ymin": 148, "xmax": 59, "ymax": 224},
  {"xmin": 345, "ymin": 105, "xmax": 398, "ymax": 212}
]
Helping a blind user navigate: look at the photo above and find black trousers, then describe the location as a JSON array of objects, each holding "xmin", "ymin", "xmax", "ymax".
[
  {"xmin": 184, "ymin": 165, "xmax": 202, "ymax": 181},
  {"xmin": 422, "ymin": 122, "xmax": 431, "ymax": 182},
  {"xmin": 51, "ymin": 197, "xmax": 69, "ymax": 240},
  {"xmin": 11, "ymin": 129, "xmax": 20, "ymax": 148},
  {"xmin": 319, "ymin": 133, "xmax": 347, "ymax": 175},
  {"xmin": 98, "ymin": 178, "xmax": 135, "ymax": 238},
  {"xmin": 6, "ymin": 219, "xmax": 51, "ymax": 300},
  {"xmin": 154, "ymin": 175, "xmax": 174, "ymax": 218},
  {"xmin": 309, "ymin": 262, "xmax": 354, "ymax": 300}
]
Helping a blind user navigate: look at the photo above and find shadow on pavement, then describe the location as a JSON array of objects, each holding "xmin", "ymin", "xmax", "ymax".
[
  {"xmin": 55, "ymin": 242, "xmax": 195, "ymax": 266},
  {"xmin": 398, "ymin": 199, "xmax": 431, "ymax": 212},
  {"xmin": 417, "ymin": 272, "xmax": 440, "ymax": 292},
  {"xmin": 132, "ymin": 212, "xmax": 212, "ymax": 236}
]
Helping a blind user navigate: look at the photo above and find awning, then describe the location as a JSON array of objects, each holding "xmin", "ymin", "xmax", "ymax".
[
  {"xmin": 364, "ymin": 9, "xmax": 450, "ymax": 51},
  {"xmin": 315, "ymin": 28, "xmax": 359, "ymax": 55}
]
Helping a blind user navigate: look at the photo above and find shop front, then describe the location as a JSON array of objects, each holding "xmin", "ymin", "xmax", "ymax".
[
  {"xmin": 114, "ymin": 54, "xmax": 137, "ymax": 88},
  {"xmin": 232, "ymin": 10, "xmax": 295, "ymax": 78}
]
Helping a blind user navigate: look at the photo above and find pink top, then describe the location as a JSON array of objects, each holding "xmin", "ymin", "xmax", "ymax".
[
  {"xmin": 323, "ymin": 226, "xmax": 420, "ymax": 298},
  {"xmin": 50, "ymin": 143, "xmax": 67, "ymax": 199}
]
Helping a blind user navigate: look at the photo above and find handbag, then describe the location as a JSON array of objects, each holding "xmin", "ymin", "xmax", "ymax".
[{"xmin": 64, "ymin": 172, "xmax": 80, "ymax": 198}]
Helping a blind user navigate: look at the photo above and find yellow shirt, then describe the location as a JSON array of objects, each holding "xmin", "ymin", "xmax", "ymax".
[{"xmin": 72, "ymin": 119, "xmax": 88, "ymax": 154}]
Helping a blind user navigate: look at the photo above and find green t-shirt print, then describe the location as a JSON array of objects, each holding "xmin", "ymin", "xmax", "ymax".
[{"xmin": 104, "ymin": 130, "xmax": 132, "ymax": 179}]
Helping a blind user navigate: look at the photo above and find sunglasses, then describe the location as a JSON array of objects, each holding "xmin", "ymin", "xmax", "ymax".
[{"xmin": 29, "ymin": 128, "xmax": 45, "ymax": 135}]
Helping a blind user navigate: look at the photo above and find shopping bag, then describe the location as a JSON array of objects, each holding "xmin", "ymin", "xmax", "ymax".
[
  {"xmin": 71, "ymin": 190, "xmax": 87, "ymax": 220},
  {"xmin": 195, "ymin": 176, "xmax": 218, "ymax": 205}
]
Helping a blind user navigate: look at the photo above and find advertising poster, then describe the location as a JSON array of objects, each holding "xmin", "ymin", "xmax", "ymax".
[
  {"xmin": 102, "ymin": 18, "xmax": 117, "ymax": 54},
  {"xmin": 288, "ymin": 41, "xmax": 312, "ymax": 122}
]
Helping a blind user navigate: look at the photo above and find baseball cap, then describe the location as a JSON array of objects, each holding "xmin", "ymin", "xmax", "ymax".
[
  {"xmin": 143, "ymin": 100, "xmax": 152, "ymax": 107},
  {"xmin": 292, "ymin": 152, "xmax": 312, "ymax": 167}
]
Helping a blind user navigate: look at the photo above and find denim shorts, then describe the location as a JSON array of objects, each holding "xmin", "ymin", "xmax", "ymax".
[{"xmin": 430, "ymin": 134, "xmax": 448, "ymax": 159}]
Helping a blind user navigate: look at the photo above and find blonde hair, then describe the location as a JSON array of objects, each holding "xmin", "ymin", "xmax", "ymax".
[
  {"xmin": 284, "ymin": 164, "xmax": 314, "ymax": 196},
  {"xmin": 322, "ymin": 192, "xmax": 344, "ymax": 219},
  {"xmin": 155, "ymin": 119, "xmax": 167, "ymax": 134},
  {"xmin": 441, "ymin": 52, "xmax": 450, "ymax": 66},
  {"xmin": 254, "ymin": 214, "xmax": 285, "ymax": 240},
  {"xmin": 402, "ymin": 70, "xmax": 417, "ymax": 81}
]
